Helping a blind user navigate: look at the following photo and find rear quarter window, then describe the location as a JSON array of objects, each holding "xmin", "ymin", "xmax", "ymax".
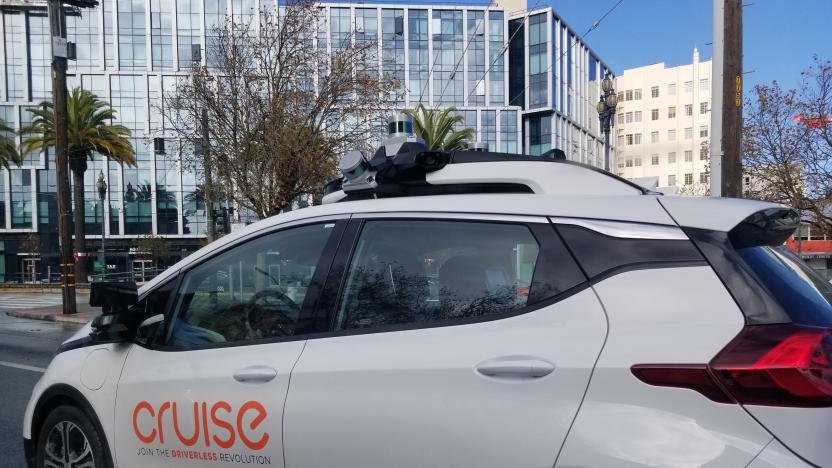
[{"xmin": 736, "ymin": 246, "xmax": 832, "ymax": 327}]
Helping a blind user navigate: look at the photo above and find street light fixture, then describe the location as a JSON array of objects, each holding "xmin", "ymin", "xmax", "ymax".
[
  {"xmin": 597, "ymin": 71, "xmax": 618, "ymax": 172},
  {"xmin": 96, "ymin": 171, "xmax": 107, "ymax": 276}
]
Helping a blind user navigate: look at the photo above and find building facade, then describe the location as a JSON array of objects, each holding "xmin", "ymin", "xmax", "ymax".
[
  {"xmin": 0, "ymin": 0, "xmax": 611, "ymax": 282},
  {"xmin": 613, "ymin": 49, "xmax": 712, "ymax": 192}
]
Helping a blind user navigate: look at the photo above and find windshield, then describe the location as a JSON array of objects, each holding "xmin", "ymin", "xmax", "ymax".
[{"xmin": 737, "ymin": 246, "xmax": 832, "ymax": 327}]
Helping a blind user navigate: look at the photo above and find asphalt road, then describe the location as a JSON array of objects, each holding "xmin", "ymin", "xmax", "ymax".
[{"xmin": 0, "ymin": 311, "xmax": 80, "ymax": 467}]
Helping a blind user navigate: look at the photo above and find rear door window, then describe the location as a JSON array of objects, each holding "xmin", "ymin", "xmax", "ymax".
[
  {"xmin": 737, "ymin": 246, "xmax": 832, "ymax": 326},
  {"xmin": 333, "ymin": 219, "xmax": 555, "ymax": 331}
]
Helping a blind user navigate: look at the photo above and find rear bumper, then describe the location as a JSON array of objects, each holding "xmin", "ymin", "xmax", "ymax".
[{"xmin": 23, "ymin": 437, "xmax": 35, "ymax": 468}]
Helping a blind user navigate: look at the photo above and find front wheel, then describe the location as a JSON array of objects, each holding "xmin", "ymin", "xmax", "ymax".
[{"xmin": 36, "ymin": 405, "xmax": 111, "ymax": 468}]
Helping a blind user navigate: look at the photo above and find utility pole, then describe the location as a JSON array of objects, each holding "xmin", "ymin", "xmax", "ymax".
[
  {"xmin": 47, "ymin": 0, "xmax": 76, "ymax": 314},
  {"xmin": 721, "ymin": 0, "xmax": 743, "ymax": 198}
]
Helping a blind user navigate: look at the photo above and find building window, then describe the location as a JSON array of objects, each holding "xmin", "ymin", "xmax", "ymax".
[
  {"xmin": 382, "ymin": 9, "xmax": 406, "ymax": 104},
  {"xmin": 177, "ymin": 0, "xmax": 201, "ymax": 69},
  {"xmin": 466, "ymin": 10, "xmax": 486, "ymax": 106},
  {"xmin": 499, "ymin": 110, "xmax": 518, "ymax": 154},
  {"xmin": 625, "ymin": 89, "xmax": 633, "ymax": 101},
  {"xmin": 618, "ymin": 135, "xmax": 624, "ymax": 146},
  {"xmin": 685, "ymin": 173, "xmax": 693, "ymax": 185},
  {"xmin": 668, "ymin": 174, "xmax": 677, "ymax": 186},
  {"xmin": 634, "ymin": 157, "xmax": 642, "ymax": 166},
  {"xmin": 481, "ymin": 110, "xmax": 497, "ymax": 151},
  {"xmin": 617, "ymin": 113, "xmax": 624, "ymax": 124},
  {"xmin": 634, "ymin": 111, "xmax": 642, "ymax": 122},
  {"xmin": 685, "ymin": 127, "xmax": 693, "ymax": 139},
  {"xmin": 634, "ymin": 133, "xmax": 642, "ymax": 145},
  {"xmin": 684, "ymin": 81, "xmax": 693, "ymax": 93},
  {"xmin": 118, "ymin": 0, "xmax": 147, "ymax": 69},
  {"xmin": 11, "ymin": 169, "xmax": 32, "ymax": 228},
  {"xmin": 626, "ymin": 134, "xmax": 633, "ymax": 145},
  {"xmin": 651, "ymin": 154, "xmax": 659, "ymax": 165},
  {"xmin": 625, "ymin": 158, "xmax": 633, "ymax": 167},
  {"xmin": 668, "ymin": 152, "xmax": 676, "ymax": 163},
  {"xmin": 700, "ymin": 147, "xmax": 708, "ymax": 160},
  {"xmin": 651, "ymin": 109, "xmax": 659, "ymax": 121},
  {"xmin": 408, "ymin": 9, "xmax": 429, "ymax": 104},
  {"xmin": 700, "ymin": 78, "xmax": 709, "ymax": 90},
  {"xmin": 668, "ymin": 106, "xmax": 676, "ymax": 118},
  {"xmin": 151, "ymin": 0, "xmax": 174, "ymax": 69},
  {"xmin": 634, "ymin": 88, "xmax": 642, "ymax": 100},
  {"xmin": 626, "ymin": 112, "xmax": 633, "ymax": 123},
  {"xmin": 527, "ymin": 13, "xmax": 548, "ymax": 108},
  {"xmin": 700, "ymin": 172, "xmax": 710, "ymax": 184},
  {"xmin": 684, "ymin": 150, "xmax": 693, "ymax": 162},
  {"xmin": 617, "ymin": 91, "xmax": 624, "ymax": 102},
  {"xmin": 700, "ymin": 102, "xmax": 708, "ymax": 114},
  {"xmin": 488, "ymin": 11, "xmax": 505, "ymax": 106},
  {"xmin": 685, "ymin": 104, "xmax": 693, "ymax": 116},
  {"xmin": 668, "ymin": 83, "xmax": 677, "ymax": 95},
  {"xmin": 651, "ymin": 86, "xmax": 659, "ymax": 98},
  {"xmin": 668, "ymin": 129, "xmax": 676, "ymax": 141},
  {"xmin": 700, "ymin": 126, "xmax": 709, "ymax": 138},
  {"xmin": 651, "ymin": 131, "xmax": 659, "ymax": 143}
]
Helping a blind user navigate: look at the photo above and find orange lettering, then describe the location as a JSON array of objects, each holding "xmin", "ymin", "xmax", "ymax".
[
  {"xmin": 132, "ymin": 401, "xmax": 156, "ymax": 444},
  {"xmin": 157, "ymin": 402, "xmax": 171, "ymax": 444},
  {"xmin": 172, "ymin": 402, "xmax": 200, "ymax": 446},
  {"xmin": 211, "ymin": 401, "xmax": 236, "ymax": 449},
  {"xmin": 201, "ymin": 402, "xmax": 210, "ymax": 447},
  {"xmin": 237, "ymin": 401, "xmax": 269, "ymax": 451}
]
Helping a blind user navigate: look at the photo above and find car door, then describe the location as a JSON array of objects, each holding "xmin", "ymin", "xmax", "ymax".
[
  {"xmin": 283, "ymin": 214, "xmax": 609, "ymax": 468},
  {"xmin": 114, "ymin": 218, "xmax": 346, "ymax": 468}
]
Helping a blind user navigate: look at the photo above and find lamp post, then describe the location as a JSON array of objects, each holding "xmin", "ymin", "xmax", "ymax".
[
  {"xmin": 596, "ymin": 72, "xmax": 618, "ymax": 172},
  {"xmin": 96, "ymin": 171, "xmax": 107, "ymax": 276}
]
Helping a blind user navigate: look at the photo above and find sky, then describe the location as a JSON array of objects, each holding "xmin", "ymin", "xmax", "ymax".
[{"xmin": 550, "ymin": 0, "xmax": 832, "ymax": 92}]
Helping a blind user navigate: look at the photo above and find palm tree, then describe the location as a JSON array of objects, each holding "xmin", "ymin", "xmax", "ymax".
[
  {"xmin": 20, "ymin": 88, "xmax": 136, "ymax": 282},
  {"xmin": 0, "ymin": 117, "xmax": 21, "ymax": 169},
  {"xmin": 403, "ymin": 104, "xmax": 476, "ymax": 151}
]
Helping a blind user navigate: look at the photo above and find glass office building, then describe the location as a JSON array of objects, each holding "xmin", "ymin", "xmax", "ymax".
[{"xmin": 0, "ymin": 0, "xmax": 611, "ymax": 281}]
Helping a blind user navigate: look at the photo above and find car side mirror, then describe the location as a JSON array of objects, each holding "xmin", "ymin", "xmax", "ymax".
[{"xmin": 89, "ymin": 281, "xmax": 139, "ymax": 343}]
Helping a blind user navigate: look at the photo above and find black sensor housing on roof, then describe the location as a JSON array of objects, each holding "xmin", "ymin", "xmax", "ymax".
[{"xmin": 323, "ymin": 147, "xmax": 656, "ymax": 201}]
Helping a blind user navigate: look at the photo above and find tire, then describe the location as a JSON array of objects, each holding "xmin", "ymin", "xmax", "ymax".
[{"xmin": 35, "ymin": 404, "xmax": 111, "ymax": 468}]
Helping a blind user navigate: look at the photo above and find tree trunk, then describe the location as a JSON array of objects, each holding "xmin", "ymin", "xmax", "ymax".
[{"xmin": 70, "ymin": 158, "xmax": 88, "ymax": 283}]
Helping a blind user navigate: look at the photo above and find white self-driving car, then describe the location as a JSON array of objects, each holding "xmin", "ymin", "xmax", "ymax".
[{"xmin": 24, "ymin": 124, "xmax": 832, "ymax": 468}]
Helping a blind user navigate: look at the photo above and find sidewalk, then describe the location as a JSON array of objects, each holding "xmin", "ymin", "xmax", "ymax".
[{"xmin": 4, "ymin": 292, "xmax": 99, "ymax": 325}]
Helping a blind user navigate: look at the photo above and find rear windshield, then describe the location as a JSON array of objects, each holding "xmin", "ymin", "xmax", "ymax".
[{"xmin": 737, "ymin": 246, "xmax": 832, "ymax": 326}]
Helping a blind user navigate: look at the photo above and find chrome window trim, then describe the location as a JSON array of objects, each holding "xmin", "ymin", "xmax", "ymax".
[
  {"xmin": 549, "ymin": 217, "xmax": 688, "ymax": 240},
  {"xmin": 353, "ymin": 211, "xmax": 548, "ymax": 224}
]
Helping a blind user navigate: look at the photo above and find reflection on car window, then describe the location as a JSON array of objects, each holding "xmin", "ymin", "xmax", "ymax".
[
  {"xmin": 167, "ymin": 223, "xmax": 333, "ymax": 349},
  {"xmin": 335, "ymin": 220, "xmax": 539, "ymax": 331}
]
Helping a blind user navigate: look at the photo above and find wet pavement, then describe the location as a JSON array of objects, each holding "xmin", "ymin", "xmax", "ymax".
[{"xmin": 0, "ymin": 310, "xmax": 80, "ymax": 466}]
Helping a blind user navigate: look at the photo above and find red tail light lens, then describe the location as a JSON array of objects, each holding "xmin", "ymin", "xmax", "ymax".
[
  {"xmin": 631, "ymin": 324, "xmax": 832, "ymax": 407},
  {"xmin": 710, "ymin": 324, "xmax": 832, "ymax": 407}
]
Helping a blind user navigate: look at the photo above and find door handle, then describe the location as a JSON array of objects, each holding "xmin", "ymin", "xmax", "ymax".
[
  {"xmin": 233, "ymin": 365, "xmax": 277, "ymax": 383},
  {"xmin": 475, "ymin": 357, "xmax": 555, "ymax": 379}
]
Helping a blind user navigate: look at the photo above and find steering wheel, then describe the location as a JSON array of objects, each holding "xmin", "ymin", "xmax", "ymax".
[{"xmin": 246, "ymin": 288, "xmax": 301, "ymax": 338}]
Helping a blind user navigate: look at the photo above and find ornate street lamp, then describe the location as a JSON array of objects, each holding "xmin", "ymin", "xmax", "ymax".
[
  {"xmin": 596, "ymin": 72, "xmax": 618, "ymax": 172},
  {"xmin": 96, "ymin": 171, "xmax": 107, "ymax": 276}
]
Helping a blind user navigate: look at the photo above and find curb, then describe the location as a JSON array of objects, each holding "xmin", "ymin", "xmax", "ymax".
[{"xmin": 6, "ymin": 310, "xmax": 91, "ymax": 325}]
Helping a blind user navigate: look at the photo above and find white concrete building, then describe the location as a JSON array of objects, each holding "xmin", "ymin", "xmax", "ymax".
[{"xmin": 613, "ymin": 49, "xmax": 712, "ymax": 192}]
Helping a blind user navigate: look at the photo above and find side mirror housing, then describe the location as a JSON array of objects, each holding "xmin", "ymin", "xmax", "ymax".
[{"xmin": 89, "ymin": 281, "xmax": 140, "ymax": 343}]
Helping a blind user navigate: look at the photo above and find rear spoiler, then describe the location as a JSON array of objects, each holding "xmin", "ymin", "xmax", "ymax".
[
  {"xmin": 728, "ymin": 208, "xmax": 800, "ymax": 248},
  {"xmin": 659, "ymin": 196, "xmax": 798, "ymax": 245}
]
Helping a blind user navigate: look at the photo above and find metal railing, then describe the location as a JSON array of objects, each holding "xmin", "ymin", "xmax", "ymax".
[{"xmin": 89, "ymin": 267, "xmax": 167, "ymax": 284}]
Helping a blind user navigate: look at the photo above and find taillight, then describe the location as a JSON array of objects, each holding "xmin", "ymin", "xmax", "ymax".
[
  {"xmin": 631, "ymin": 324, "xmax": 832, "ymax": 407},
  {"xmin": 710, "ymin": 324, "xmax": 832, "ymax": 407}
]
